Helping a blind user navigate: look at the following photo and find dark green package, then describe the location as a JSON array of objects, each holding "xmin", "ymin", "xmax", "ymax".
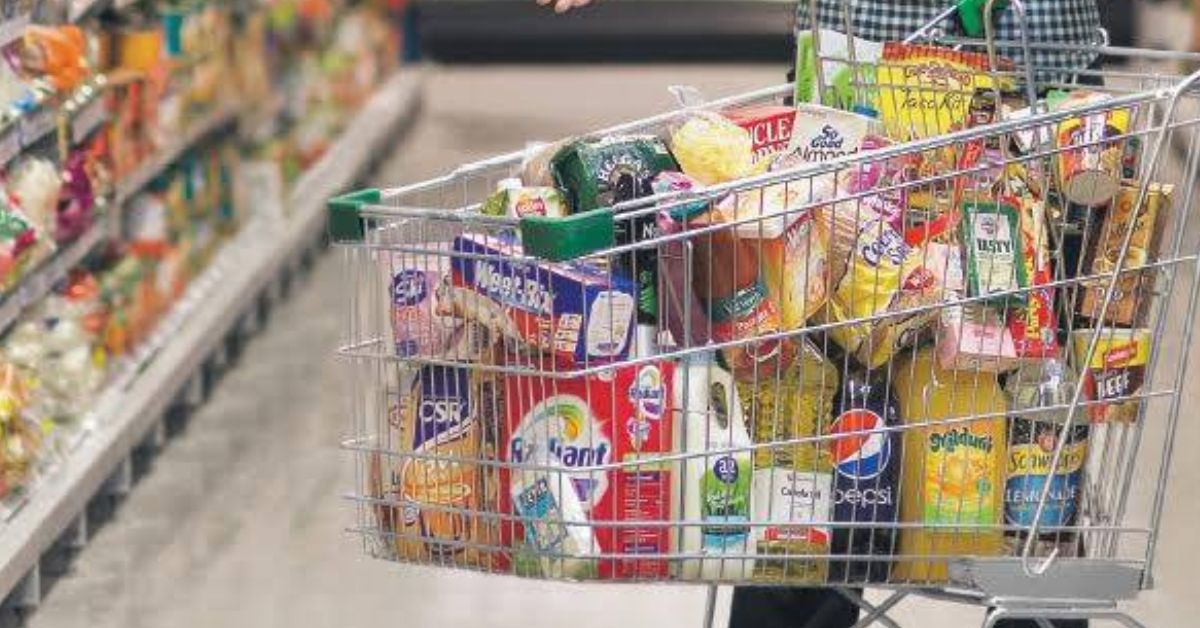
[{"xmin": 550, "ymin": 136, "xmax": 679, "ymax": 324}]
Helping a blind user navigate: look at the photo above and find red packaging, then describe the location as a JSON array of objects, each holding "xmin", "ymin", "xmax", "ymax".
[
  {"xmin": 723, "ymin": 105, "xmax": 796, "ymax": 162},
  {"xmin": 1008, "ymin": 195, "xmax": 1060, "ymax": 360},
  {"xmin": 500, "ymin": 361, "xmax": 675, "ymax": 579}
]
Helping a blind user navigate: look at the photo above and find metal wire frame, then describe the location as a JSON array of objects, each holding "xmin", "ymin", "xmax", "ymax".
[{"xmin": 336, "ymin": 11, "xmax": 1200, "ymax": 628}]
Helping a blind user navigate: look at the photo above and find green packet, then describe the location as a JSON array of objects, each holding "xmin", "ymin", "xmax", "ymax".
[
  {"xmin": 481, "ymin": 182, "xmax": 569, "ymax": 219},
  {"xmin": 795, "ymin": 29, "xmax": 884, "ymax": 111},
  {"xmin": 960, "ymin": 201, "xmax": 1030, "ymax": 307}
]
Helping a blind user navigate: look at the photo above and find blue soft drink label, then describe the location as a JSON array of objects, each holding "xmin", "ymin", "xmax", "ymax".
[{"xmin": 1004, "ymin": 417, "xmax": 1089, "ymax": 528}]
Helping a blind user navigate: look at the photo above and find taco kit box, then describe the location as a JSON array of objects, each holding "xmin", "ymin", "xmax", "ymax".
[{"xmin": 500, "ymin": 360, "xmax": 676, "ymax": 579}]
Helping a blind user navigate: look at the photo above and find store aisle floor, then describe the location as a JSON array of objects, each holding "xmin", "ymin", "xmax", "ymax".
[{"xmin": 26, "ymin": 66, "xmax": 1200, "ymax": 628}]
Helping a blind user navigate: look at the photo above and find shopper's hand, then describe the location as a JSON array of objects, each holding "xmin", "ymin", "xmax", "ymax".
[{"xmin": 537, "ymin": 0, "xmax": 592, "ymax": 13}]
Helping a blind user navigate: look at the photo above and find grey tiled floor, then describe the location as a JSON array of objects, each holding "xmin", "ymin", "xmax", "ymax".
[{"xmin": 24, "ymin": 65, "xmax": 1200, "ymax": 628}]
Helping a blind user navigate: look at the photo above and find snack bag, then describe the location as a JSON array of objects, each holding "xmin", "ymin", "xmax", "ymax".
[
  {"xmin": 838, "ymin": 135, "xmax": 910, "ymax": 232},
  {"xmin": 482, "ymin": 181, "xmax": 569, "ymax": 219},
  {"xmin": 1080, "ymin": 183, "xmax": 1173, "ymax": 326},
  {"xmin": 821, "ymin": 211, "xmax": 941, "ymax": 369},
  {"xmin": 669, "ymin": 114, "xmax": 756, "ymax": 185},
  {"xmin": 378, "ymin": 243, "xmax": 461, "ymax": 359},
  {"xmin": 1073, "ymin": 329, "xmax": 1152, "ymax": 423},
  {"xmin": 876, "ymin": 43, "xmax": 1013, "ymax": 142}
]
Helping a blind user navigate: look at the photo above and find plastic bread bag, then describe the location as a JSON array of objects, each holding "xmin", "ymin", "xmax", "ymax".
[{"xmin": 665, "ymin": 85, "xmax": 757, "ymax": 186}]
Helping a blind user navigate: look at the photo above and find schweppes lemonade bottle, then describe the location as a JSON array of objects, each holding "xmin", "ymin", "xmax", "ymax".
[
  {"xmin": 737, "ymin": 338, "xmax": 838, "ymax": 583},
  {"xmin": 892, "ymin": 348, "xmax": 1007, "ymax": 583}
]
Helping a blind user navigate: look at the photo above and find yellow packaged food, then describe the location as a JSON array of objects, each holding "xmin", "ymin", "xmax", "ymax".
[
  {"xmin": 876, "ymin": 43, "xmax": 1014, "ymax": 142},
  {"xmin": 1073, "ymin": 328, "xmax": 1152, "ymax": 423},
  {"xmin": 820, "ymin": 209, "xmax": 941, "ymax": 369},
  {"xmin": 670, "ymin": 114, "xmax": 756, "ymax": 186}
]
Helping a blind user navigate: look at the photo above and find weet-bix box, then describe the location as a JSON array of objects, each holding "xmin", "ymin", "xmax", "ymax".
[
  {"xmin": 446, "ymin": 234, "xmax": 636, "ymax": 367},
  {"xmin": 500, "ymin": 361, "xmax": 675, "ymax": 579}
]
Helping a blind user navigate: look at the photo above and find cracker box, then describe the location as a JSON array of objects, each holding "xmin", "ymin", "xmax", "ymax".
[{"xmin": 447, "ymin": 234, "xmax": 636, "ymax": 366}]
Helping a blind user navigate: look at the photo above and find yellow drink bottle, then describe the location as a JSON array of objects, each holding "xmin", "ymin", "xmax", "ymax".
[
  {"xmin": 737, "ymin": 339, "xmax": 839, "ymax": 583},
  {"xmin": 892, "ymin": 348, "xmax": 1008, "ymax": 583}
]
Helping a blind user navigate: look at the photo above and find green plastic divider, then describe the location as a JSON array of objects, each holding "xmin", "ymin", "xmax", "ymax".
[
  {"xmin": 520, "ymin": 209, "xmax": 615, "ymax": 262},
  {"xmin": 327, "ymin": 188, "xmax": 381, "ymax": 243}
]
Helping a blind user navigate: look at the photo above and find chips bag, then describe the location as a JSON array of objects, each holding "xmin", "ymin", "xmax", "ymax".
[{"xmin": 821, "ymin": 210, "xmax": 941, "ymax": 369}]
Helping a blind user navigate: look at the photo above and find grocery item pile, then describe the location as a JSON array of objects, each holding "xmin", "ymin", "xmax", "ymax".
[{"xmin": 360, "ymin": 40, "xmax": 1173, "ymax": 586}]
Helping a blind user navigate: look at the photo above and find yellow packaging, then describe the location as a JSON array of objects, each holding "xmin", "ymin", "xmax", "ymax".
[
  {"xmin": 1073, "ymin": 328, "xmax": 1152, "ymax": 423},
  {"xmin": 670, "ymin": 114, "xmax": 756, "ymax": 185},
  {"xmin": 876, "ymin": 43, "xmax": 1012, "ymax": 142},
  {"xmin": 822, "ymin": 214, "xmax": 941, "ymax": 369},
  {"xmin": 737, "ymin": 338, "xmax": 839, "ymax": 583},
  {"xmin": 892, "ymin": 349, "xmax": 1008, "ymax": 583},
  {"xmin": 1080, "ymin": 184, "xmax": 1174, "ymax": 326}
]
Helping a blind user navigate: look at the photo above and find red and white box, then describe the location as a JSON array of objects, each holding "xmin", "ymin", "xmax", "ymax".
[
  {"xmin": 724, "ymin": 105, "xmax": 796, "ymax": 162},
  {"xmin": 500, "ymin": 360, "xmax": 675, "ymax": 579}
]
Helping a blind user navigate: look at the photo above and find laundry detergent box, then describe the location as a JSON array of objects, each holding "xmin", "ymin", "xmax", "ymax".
[
  {"xmin": 447, "ymin": 233, "xmax": 636, "ymax": 367},
  {"xmin": 500, "ymin": 360, "xmax": 676, "ymax": 580}
]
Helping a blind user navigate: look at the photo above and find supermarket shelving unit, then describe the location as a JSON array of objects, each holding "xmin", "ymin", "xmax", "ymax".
[{"xmin": 0, "ymin": 68, "xmax": 424, "ymax": 614}]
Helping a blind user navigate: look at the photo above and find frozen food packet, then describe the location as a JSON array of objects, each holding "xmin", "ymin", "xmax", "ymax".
[
  {"xmin": 795, "ymin": 28, "xmax": 885, "ymax": 110},
  {"xmin": 820, "ymin": 212, "xmax": 941, "ymax": 369},
  {"xmin": 377, "ymin": 242, "xmax": 462, "ymax": 359},
  {"xmin": 876, "ymin": 43, "xmax": 1015, "ymax": 142},
  {"xmin": 1073, "ymin": 329, "xmax": 1152, "ymax": 423}
]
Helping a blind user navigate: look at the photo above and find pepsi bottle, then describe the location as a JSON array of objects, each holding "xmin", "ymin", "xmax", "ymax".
[{"xmin": 828, "ymin": 370, "xmax": 901, "ymax": 583}]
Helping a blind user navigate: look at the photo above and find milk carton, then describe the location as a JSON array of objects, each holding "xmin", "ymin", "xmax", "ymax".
[
  {"xmin": 501, "ymin": 360, "xmax": 675, "ymax": 579},
  {"xmin": 446, "ymin": 234, "xmax": 636, "ymax": 366}
]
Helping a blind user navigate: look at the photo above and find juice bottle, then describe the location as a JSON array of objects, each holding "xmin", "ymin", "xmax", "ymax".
[
  {"xmin": 892, "ymin": 348, "xmax": 1007, "ymax": 583},
  {"xmin": 737, "ymin": 338, "xmax": 839, "ymax": 583}
]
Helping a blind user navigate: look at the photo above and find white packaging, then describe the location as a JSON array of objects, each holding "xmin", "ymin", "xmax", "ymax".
[{"xmin": 672, "ymin": 354, "xmax": 756, "ymax": 581}]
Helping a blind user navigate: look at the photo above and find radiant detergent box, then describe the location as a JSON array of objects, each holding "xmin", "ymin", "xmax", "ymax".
[{"xmin": 500, "ymin": 360, "xmax": 675, "ymax": 579}]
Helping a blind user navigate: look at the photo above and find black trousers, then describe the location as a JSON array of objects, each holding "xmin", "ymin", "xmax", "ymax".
[{"xmin": 728, "ymin": 588, "xmax": 1088, "ymax": 628}]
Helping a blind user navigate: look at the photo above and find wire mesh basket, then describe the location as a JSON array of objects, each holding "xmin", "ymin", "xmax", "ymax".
[{"xmin": 330, "ymin": 4, "xmax": 1200, "ymax": 626}]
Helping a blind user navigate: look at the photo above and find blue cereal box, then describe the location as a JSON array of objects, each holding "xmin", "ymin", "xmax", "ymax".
[{"xmin": 445, "ymin": 233, "xmax": 636, "ymax": 366}]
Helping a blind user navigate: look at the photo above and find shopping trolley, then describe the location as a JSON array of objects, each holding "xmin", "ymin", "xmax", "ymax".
[{"xmin": 328, "ymin": 2, "xmax": 1200, "ymax": 626}]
